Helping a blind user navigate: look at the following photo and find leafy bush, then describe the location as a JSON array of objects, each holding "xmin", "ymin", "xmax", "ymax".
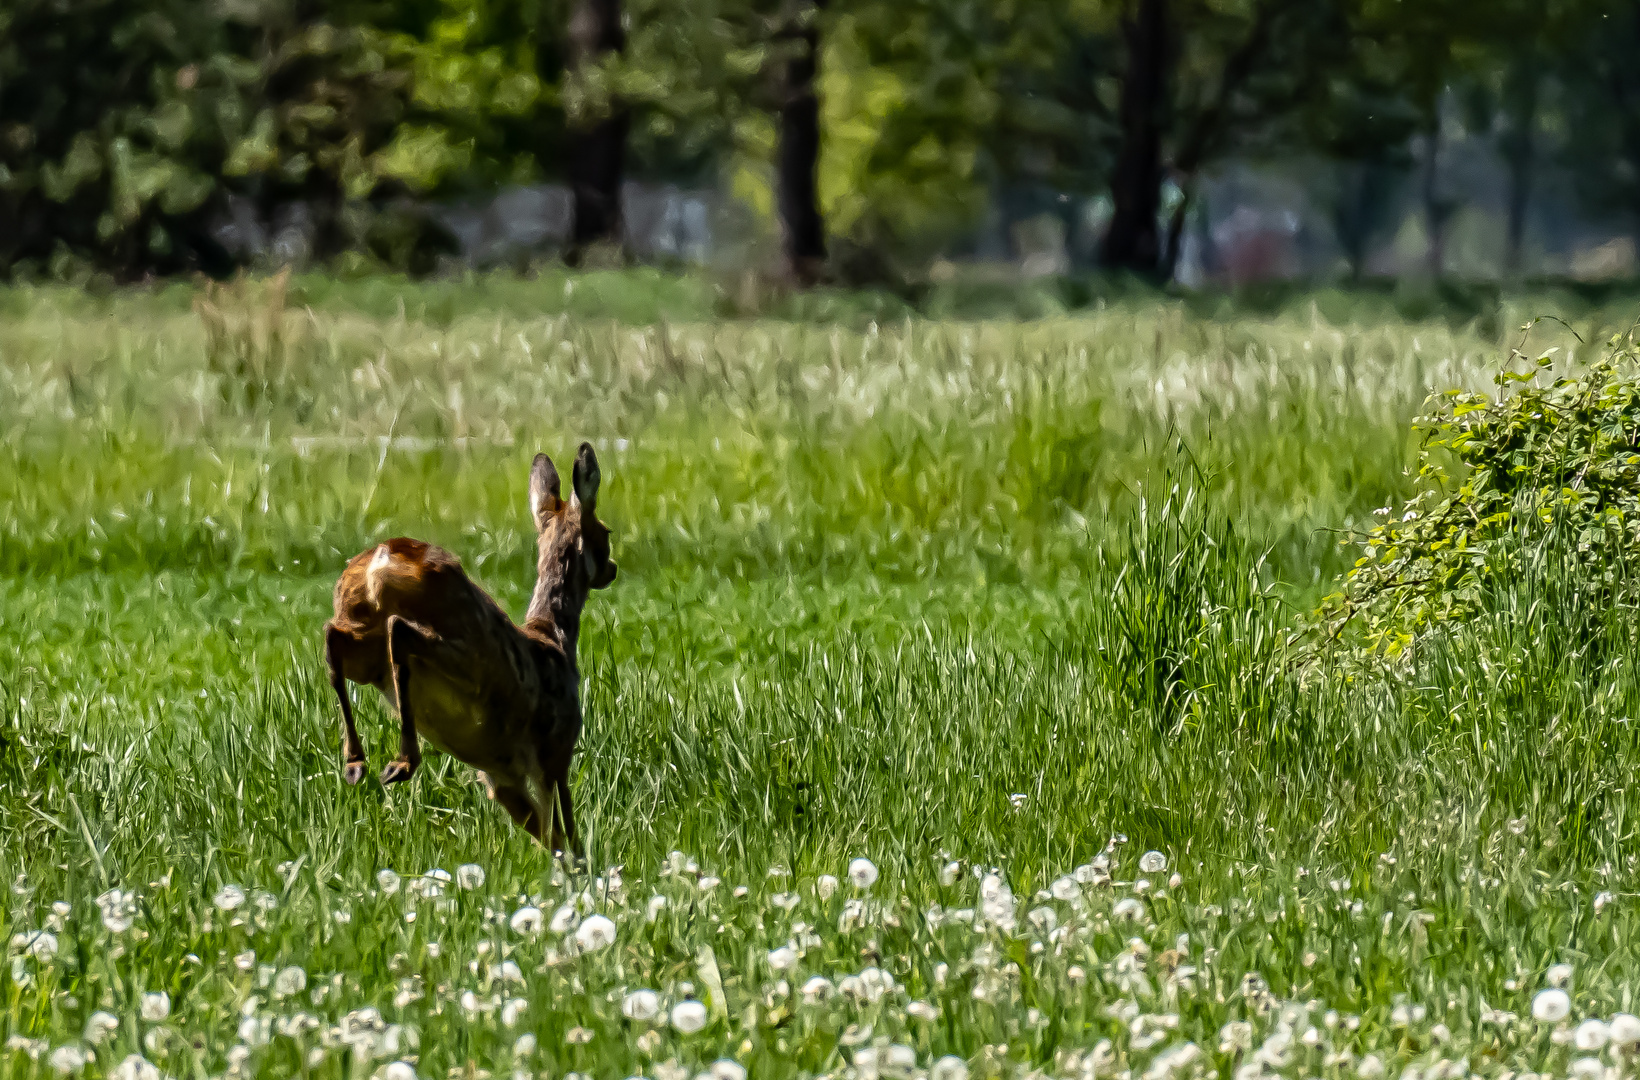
[{"xmin": 1320, "ymin": 329, "xmax": 1640, "ymax": 654}]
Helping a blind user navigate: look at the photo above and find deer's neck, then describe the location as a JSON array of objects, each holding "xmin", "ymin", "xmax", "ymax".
[{"xmin": 525, "ymin": 555, "xmax": 584, "ymax": 664}]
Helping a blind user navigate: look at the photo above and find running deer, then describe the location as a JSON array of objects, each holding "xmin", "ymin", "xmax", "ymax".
[{"xmin": 322, "ymin": 444, "xmax": 617, "ymax": 853}]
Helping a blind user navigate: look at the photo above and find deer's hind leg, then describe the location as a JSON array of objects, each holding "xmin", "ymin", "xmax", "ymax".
[
  {"xmin": 323, "ymin": 621, "xmax": 373, "ymax": 785},
  {"xmin": 381, "ymin": 614, "xmax": 438, "ymax": 786}
]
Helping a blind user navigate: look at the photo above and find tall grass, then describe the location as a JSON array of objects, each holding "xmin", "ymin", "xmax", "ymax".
[{"xmin": 2, "ymin": 275, "xmax": 1638, "ymax": 1080}]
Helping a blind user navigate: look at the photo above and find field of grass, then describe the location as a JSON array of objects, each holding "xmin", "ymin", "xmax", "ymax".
[{"xmin": 4, "ymin": 273, "xmax": 1640, "ymax": 1080}]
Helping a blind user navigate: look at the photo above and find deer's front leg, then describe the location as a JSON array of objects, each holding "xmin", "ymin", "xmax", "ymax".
[
  {"xmin": 382, "ymin": 615, "xmax": 431, "ymax": 786},
  {"xmin": 323, "ymin": 622, "xmax": 368, "ymax": 785}
]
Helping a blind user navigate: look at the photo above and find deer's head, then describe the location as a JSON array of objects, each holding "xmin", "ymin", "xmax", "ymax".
[{"xmin": 526, "ymin": 444, "xmax": 617, "ymax": 636}]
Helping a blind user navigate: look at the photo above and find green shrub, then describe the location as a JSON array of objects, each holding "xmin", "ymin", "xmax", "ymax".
[{"xmin": 1320, "ymin": 327, "xmax": 1640, "ymax": 655}]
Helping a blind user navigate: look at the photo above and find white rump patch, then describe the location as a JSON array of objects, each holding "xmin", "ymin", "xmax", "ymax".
[{"xmin": 365, "ymin": 544, "xmax": 392, "ymax": 605}]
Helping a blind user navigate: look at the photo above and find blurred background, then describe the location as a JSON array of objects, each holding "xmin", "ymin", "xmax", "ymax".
[{"xmin": 2, "ymin": 0, "xmax": 1638, "ymax": 293}]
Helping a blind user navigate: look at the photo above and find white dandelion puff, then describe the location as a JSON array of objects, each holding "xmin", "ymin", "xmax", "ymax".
[
  {"xmin": 573, "ymin": 914, "xmax": 617, "ymax": 952},
  {"xmin": 376, "ymin": 870, "xmax": 401, "ymax": 895},
  {"xmin": 1547, "ymin": 963, "xmax": 1575, "ymax": 988},
  {"xmin": 1570, "ymin": 1059, "xmax": 1605, "ymax": 1080},
  {"xmin": 48, "ymin": 1045, "xmax": 90, "ymax": 1075},
  {"xmin": 801, "ymin": 976, "xmax": 835, "ymax": 1002},
  {"xmin": 1139, "ymin": 851, "xmax": 1167, "ymax": 873},
  {"xmin": 1610, "ymin": 1014, "xmax": 1640, "ymax": 1046},
  {"xmin": 815, "ymin": 875, "xmax": 839, "ymax": 900},
  {"xmin": 930, "ymin": 1056, "xmax": 969, "ymax": 1080},
  {"xmin": 710, "ymin": 1060, "xmax": 746, "ymax": 1080},
  {"xmin": 1575, "ymin": 1019, "xmax": 1610, "ymax": 1051},
  {"xmin": 1112, "ymin": 897, "xmax": 1146, "ymax": 921},
  {"xmin": 383, "ymin": 1062, "xmax": 417, "ymax": 1080},
  {"xmin": 456, "ymin": 865, "xmax": 486, "ymax": 891},
  {"xmin": 509, "ymin": 906, "xmax": 544, "ymax": 936},
  {"xmin": 112, "ymin": 1055, "xmax": 160, "ymax": 1080},
  {"xmin": 767, "ymin": 946, "xmax": 797, "ymax": 971},
  {"xmin": 1534, "ymin": 989, "xmax": 1572, "ymax": 1023},
  {"xmin": 671, "ymin": 999, "xmax": 709, "ymax": 1033},
  {"xmin": 138, "ymin": 992, "xmax": 169, "ymax": 1022},
  {"xmin": 82, "ymin": 1013, "xmax": 118, "ymax": 1044},
  {"xmin": 623, "ymin": 990, "xmax": 662, "ymax": 1021},
  {"xmin": 848, "ymin": 859, "xmax": 878, "ymax": 889}
]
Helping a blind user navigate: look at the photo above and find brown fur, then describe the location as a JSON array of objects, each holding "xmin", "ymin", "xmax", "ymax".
[{"xmin": 322, "ymin": 444, "xmax": 617, "ymax": 854}]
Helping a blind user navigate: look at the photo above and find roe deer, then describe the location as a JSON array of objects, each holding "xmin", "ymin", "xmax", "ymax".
[{"xmin": 322, "ymin": 444, "xmax": 617, "ymax": 853}]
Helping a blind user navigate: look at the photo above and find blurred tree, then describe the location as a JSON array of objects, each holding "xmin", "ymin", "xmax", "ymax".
[
  {"xmin": 1557, "ymin": 2, "xmax": 1640, "ymax": 249},
  {"xmin": 775, "ymin": 0, "xmax": 826, "ymax": 284},
  {"xmin": 810, "ymin": 0, "xmax": 1109, "ymax": 282},
  {"xmin": 0, "ymin": 0, "xmax": 454, "ymax": 277},
  {"xmin": 0, "ymin": 0, "xmax": 230, "ymax": 275},
  {"xmin": 1096, "ymin": 0, "xmax": 1377, "ymax": 279},
  {"xmin": 564, "ymin": 0, "xmax": 628, "ymax": 259}
]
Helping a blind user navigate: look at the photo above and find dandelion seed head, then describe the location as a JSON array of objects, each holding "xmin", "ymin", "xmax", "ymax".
[
  {"xmin": 48, "ymin": 1045, "xmax": 90, "ymax": 1075},
  {"xmin": 1606, "ymin": 1013, "xmax": 1640, "ymax": 1048},
  {"xmin": 1569, "ymin": 1058, "xmax": 1605, "ymax": 1080},
  {"xmin": 1575, "ymin": 1019, "xmax": 1610, "ymax": 1051},
  {"xmin": 671, "ymin": 999, "xmax": 709, "ymax": 1033},
  {"xmin": 83, "ymin": 1013, "xmax": 119, "ymax": 1044},
  {"xmin": 623, "ymin": 990, "xmax": 662, "ymax": 1021},
  {"xmin": 1139, "ymin": 851, "xmax": 1167, "ymax": 873},
  {"xmin": 848, "ymin": 858, "xmax": 878, "ymax": 889},
  {"xmin": 213, "ymin": 884, "xmax": 246, "ymax": 911},
  {"xmin": 573, "ymin": 914, "xmax": 616, "ymax": 952},
  {"xmin": 1533, "ymin": 988, "xmax": 1572, "ymax": 1023},
  {"xmin": 112, "ymin": 1055, "xmax": 160, "ymax": 1080},
  {"xmin": 509, "ymin": 906, "xmax": 543, "ymax": 936},
  {"xmin": 139, "ymin": 992, "xmax": 170, "ymax": 1022},
  {"xmin": 709, "ymin": 1060, "xmax": 746, "ymax": 1080},
  {"xmin": 816, "ymin": 875, "xmax": 839, "ymax": 900},
  {"xmin": 456, "ymin": 865, "xmax": 486, "ymax": 891}
]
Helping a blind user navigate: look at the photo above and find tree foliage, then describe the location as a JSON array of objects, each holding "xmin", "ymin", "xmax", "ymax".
[{"xmin": 0, "ymin": 0, "xmax": 1633, "ymax": 278}]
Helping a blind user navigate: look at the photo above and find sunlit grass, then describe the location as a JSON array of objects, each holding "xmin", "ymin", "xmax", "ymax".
[{"xmin": 3, "ymin": 274, "xmax": 1639, "ymax": 1080}]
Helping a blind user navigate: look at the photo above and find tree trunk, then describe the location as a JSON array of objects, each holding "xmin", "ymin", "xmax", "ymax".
[
  {"xmin": 776, "ymin": 0, "xmax": 827, "ymax": 285},
  {"xmin": 1160, "ymin": 185, "xmax": 1191, "ymax": 282},
  {"xmin": 1500, "ymin": 66, "xmax": 1537, "ymax": 277},
  {"xmin": 1420, "ymin": 123, "xmax": 1445, "ymax": 278},
  {"xmin": 1100, "ymin": 0, "xmax": 1170, "ymax": 276},
  {"xmin": 566, "ymin": 0, "xmax": 628, "ymax": 262}
]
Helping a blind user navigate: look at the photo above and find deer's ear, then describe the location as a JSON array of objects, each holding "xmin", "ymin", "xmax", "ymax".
[
  {"xmin": 571, "ymin": 442, "xmax": 601, "ymax": 512},
  {"xmin": 529, "ymin": 453, "xmax": 562, "ymax": 529}
]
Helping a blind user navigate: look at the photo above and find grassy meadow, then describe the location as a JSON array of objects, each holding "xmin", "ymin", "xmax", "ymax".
[{"xmin": 4, "ymin": 273, "xmax": 1640, "ymax": 1080}]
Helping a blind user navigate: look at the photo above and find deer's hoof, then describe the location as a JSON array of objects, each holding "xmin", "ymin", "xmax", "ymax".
[
  {"xmin": 344, "ymin": 760, "xmax": 367, "ymax": 786},
  {"xmin": 380, "ymin": 758, "xmax": 418, "ymax": 786}
]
